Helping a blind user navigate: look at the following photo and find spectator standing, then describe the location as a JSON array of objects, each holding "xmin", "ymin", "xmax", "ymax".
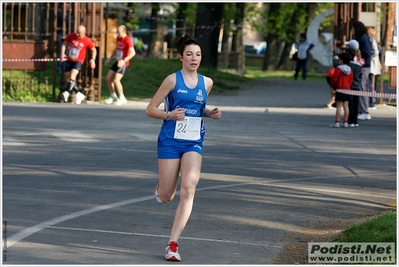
[
  {"xmin": 329, "ymin": 52, "xmax": 353, "ymax": 128},
  {"xmin": 135, "ymin": 37, "xmax": 144, "ymax": 58},
  {"xmin": 367, "ymin": 27, "xmax": 381, "ymax": 109},
  {"xmin": 351, "ymin": 21, "xmax": 372, "ymax": 120},
  {"xmin": 325, "ymin": 58, "xmax": 338, "ymax": 108},
  {"xmin": 294, "ymin": 33, "xmax": 314, "ymax": 81},
  {"xmin": 346, "ymin": 47, "xmax": 363, "ymax": 127},
  {"xmin": 345, "ymin": 40, "xmax": 364, "ymax": 65},
  {"xmin": 325, "ymin": 67, "xmax": 336, "ymax": 108}
]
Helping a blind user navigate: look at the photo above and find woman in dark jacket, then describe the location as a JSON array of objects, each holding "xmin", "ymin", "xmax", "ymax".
[
  {"xmin": 351, "ymin": 21, "xmax": 372, "ymax": 120},
  {"xmin": 346, "ymin": 47, "xmax": 363, "ymax": 127}
]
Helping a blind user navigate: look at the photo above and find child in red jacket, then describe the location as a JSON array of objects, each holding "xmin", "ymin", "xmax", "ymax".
[
  {"xmin": 325, "ymin": 55, "xmax": 340, "ymax": 108},
  {"xmin": 325, "ymin": 67, "xmax": 336, "ymax": 108},
  {"xmin": 329, "ymin": 52, "xmax": 353, "ymax": 128}
]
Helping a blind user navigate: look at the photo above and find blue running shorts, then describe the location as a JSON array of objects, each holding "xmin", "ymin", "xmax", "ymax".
[
  {"xmin": 65, "ymin": 61, "xmax": 83, "ymax": 72},
  {"xmin": 158, "ymin": 143, "xmax": 203, "ymax": 159}
]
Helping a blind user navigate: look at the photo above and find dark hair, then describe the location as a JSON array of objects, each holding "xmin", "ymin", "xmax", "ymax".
[
  {"xmin": 338, "ymin": 52, "xmax": 351, "ymax": 64},
  {"xmin": 351, "ymin": 21, "xmax": 367, "ymax": 39},
  {"xmin": 174, "ymin": 34, "xmax": 200, "ymax": 56},
  {"xmin": 346, "ymin": 47, "xmax": 356, "ymax": 61}
]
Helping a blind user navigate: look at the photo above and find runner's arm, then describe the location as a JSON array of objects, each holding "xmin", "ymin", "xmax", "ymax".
[
  {"xmin": 203, "ymin": 107, "xmax": 221, "ymax": 120},
  {"xmin": 123, "ymin": 46, "xmax": 136, "ymax": 62},
  {"xmin": 146, "ymin": 74, "xmax": 176, "ymax": 120},
  {"xmin": 106, "ymin": 49, "xmax": 117, "ymax": 61},
  {"xmin": 105, "ymin": 49, "xmax": 116, "ymax": 65},
  {"xmin": 60, "ymin": 41, "xmax": 67, "ymax": 62},
  {"xmin": 203, "ymin": 77, "xmax": 221, "ymax": 120},
  {"xmin": 90, "ymin": 47, "xmax": 97, "ymax": 62}
]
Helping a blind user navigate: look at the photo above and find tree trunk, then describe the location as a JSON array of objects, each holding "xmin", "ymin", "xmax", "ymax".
[
  {"xmin": 222, "ymin": 2, "xmax": 235, "ymax": 52},
  {"xmin": 147, "ymin": 4, "xmax": 160, "ymax": 58},
  {"xmin": 218, "ymin": 18, "xmax": 230, "ymax": 68},
  {"xmin": 194, "ymin": 3, "xmax": 224, "ymax": 69},
  {"xmin": 301, "ymin": 3, "xmax": 317, "ymax": 35},
  {"xmin": 221, "ymin": 19, "xmax": 231, "ymax": 52},
  {"xmin": 307, "ymin": 3, "xmax": 317, "ymax": 24},
  {"xmin": 262, "ymin": 3, "xmax": 281, "ymax": 70},
  {"xmin": 235, "ymin": 3, "xmax": 245, "ymax": 74},
  {"xmin": 278, "ymin": 5, "xmax": 300, "ymax": 70},
  {"xmin": 231, "ymin": 31, "xmax": 237, "ymax": 52},
  {"xmin": 175, "ymin": 3, "xmax": 187, "ymax": 38}
]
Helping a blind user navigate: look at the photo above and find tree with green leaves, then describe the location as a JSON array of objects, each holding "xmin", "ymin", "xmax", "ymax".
[
  {"xmin": 123, "ymin": 3, "xmax": 145, "ymax": 31},
  {"xmin": 175, "ymin": 3, "xmax": 188, "ymax": 39},
  {"xmin": 175, "ymin": 3, "xmax": 197, "ymax": 39},
  {"xmin": 211, "ymin": 3, "xmax": 245, "ymax": 73},
  {"xmin": 122, "ymin": 3, "xmax": 334, "ymax": 70},
  {"xmin": 246, "ymin": 2, "xmax": 334, "ymax": 71}
]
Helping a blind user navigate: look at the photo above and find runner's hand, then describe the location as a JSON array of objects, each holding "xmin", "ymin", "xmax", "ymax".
[
  {"xmin": 60, "ymin": 54, "xmax": 67, "ymax": 62},
  {"xmin": 172, "ymin": 108, "xmax": 185, "ymax": 121},
  {"xmin": 117, "ymin": 59, "xmax": 125, "ymax": 68},
  {"xmin": 210, "ymin": 108, "xmax": 222, "ymax": 120},
  {"xmin": 90, "ymin": 59, "xmax": 96, "ymax": 69}
]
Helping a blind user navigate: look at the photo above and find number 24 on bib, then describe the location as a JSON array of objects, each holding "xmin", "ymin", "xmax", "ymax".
[{"xmin": 174, "ymin": 117, "xmax": 201, "ymax": 141}]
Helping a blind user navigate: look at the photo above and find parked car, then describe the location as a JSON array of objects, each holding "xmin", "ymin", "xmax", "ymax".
[{"xmin": 244, "ymin": 41, "xmax": 267, "ymax": 55}]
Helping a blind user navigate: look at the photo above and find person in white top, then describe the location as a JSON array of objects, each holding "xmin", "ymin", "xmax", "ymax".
[
  {"xmin": 367, "ymin": 27, "xmax": 381, "ymax": 109},
  {"xmin": 294, "ymin": 33, "xmax": 314, "ymax": 81}
]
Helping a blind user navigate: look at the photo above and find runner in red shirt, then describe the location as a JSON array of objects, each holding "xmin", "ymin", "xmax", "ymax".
[
  {"xmin": 104, "ymin": 25, "xmax": 136, "ymax": 106},
  {"xmin": 60, "ymin": 25, "xmax": 97, "ymax": 104}
]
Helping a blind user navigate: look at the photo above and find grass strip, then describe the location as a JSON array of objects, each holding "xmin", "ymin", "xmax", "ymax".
[
  {"xmin": 334, "ymin": 211, "xmax": 396, "ymax": 243},
  {"xmin": 2, "ymin": 59, "xmax": 392, "ymax": 102}
]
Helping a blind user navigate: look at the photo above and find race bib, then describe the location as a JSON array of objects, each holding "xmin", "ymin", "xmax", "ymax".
[
  {"xmin": 116, "ymin": 49, "xmax": 123, "ymax": 60},
  {"xmin": 174, "ymin": 116, "xmax": 201, "ymax": 141},
  {"xmin": 69, "ymin": 47, "xmax": 80, "ymax": 60}
]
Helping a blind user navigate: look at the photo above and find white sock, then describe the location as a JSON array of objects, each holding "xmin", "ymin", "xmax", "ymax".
[
  {"xmin": 111, "ymin": 93, "xmax": 117, "ymax": 99},
  {"xmin": 120, "ymin": 94, "xmax": 126, "ymax": 100}
]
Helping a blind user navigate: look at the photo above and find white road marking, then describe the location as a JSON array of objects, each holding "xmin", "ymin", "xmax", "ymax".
[
  {"xmin": 45, "ymin": 226, "xmax": 280, "ymax": 248},
  {"xmin": 7, "ymin": 196, "xmax": 152, "ymax": 248},
  {"xmin": 3, "ymin": 137, "xmax": 26, "ymax": 146},
  {"xmin": 263, "ymin": 183, "xmax": 396, "ymax": 200},
  {"xmin": 129, "ymin": 133, "xmax": 159, "ymax": 140},
  {"xmin": 7, "ymin": 174, "xmax": 395, "ymax": 248},
  {"xmin": 51, "ymin": 131, "xmax": 100, "ymax": 142}
]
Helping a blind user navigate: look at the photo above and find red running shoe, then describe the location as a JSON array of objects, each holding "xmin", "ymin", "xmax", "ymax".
[{"xmin": 165, "ymin": 241, "xmax": 181, "ymax": 261}]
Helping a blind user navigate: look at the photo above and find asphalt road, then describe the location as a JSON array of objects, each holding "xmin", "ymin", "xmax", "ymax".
[{"xmin": 2, "ymin": 79, "xmax": 397, "ymax": 265}]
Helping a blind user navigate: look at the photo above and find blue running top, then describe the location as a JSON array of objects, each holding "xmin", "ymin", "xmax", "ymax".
[{"xmin": 158, "ymin": 70, "xmax": 207, "ymax": 145}]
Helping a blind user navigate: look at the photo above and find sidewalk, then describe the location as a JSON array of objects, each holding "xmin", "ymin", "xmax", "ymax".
[{"xmin": 207, "ymin": 78, "xmax": 397, "ymax": 109}]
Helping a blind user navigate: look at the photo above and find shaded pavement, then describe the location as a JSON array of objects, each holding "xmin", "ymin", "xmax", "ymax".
[{"xmin": 2, "ymin": 78, "xmax": 396, "ymax": 265}]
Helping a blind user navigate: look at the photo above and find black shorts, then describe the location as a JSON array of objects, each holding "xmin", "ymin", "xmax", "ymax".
[
  {"xmin": 335, "ymin": 91, "xmax": 351, "ymax": 102},
  {"xmin": 110, "ymin": 61, "xmax": 127, "ymax": 75},
  {"xmin": 65, "ymin": 61, "xmax": 83, "ymax": 72}
]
